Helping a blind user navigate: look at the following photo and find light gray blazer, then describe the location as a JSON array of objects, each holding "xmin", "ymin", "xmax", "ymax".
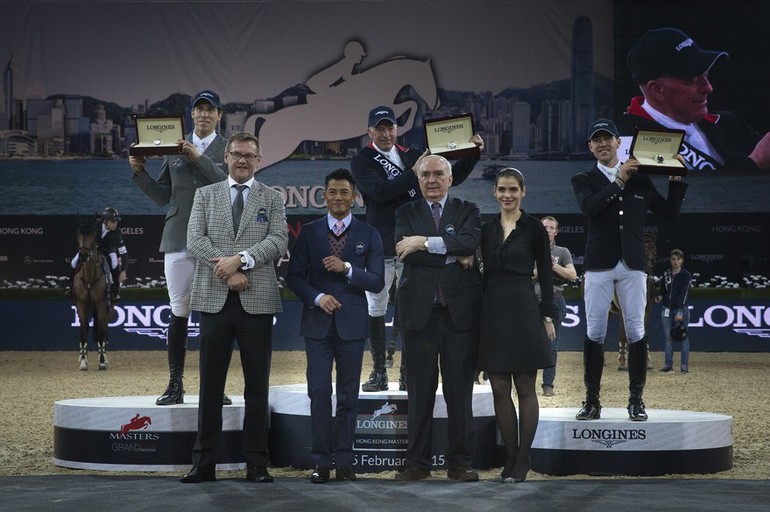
[{"xmin": 187, "ymin": 179, "xmax": 288, "ymax": 315}]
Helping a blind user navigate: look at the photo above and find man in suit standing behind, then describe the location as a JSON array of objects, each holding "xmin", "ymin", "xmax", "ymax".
[
  {"xmin": 180, "ymin": 132, "xmax": 288, "ymax": 483},
  {"xmin": 571, "ymin": 119, "xmax": 687, "ymax": 423},
  {"xmin": 393, "ymin": 155, "xmax": 482, "ymax": 482},
  {"xmin": 129, "ymin": 90, "xmax": 229, "ymax": 406},
  {"xmin": 287, "ymin": 168, "xmax": 385, "ymax": 483}
]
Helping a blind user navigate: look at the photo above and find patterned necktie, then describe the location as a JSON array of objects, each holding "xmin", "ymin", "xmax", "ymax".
[
  {"xmin": 431, "ymin": 202, "xmax": 441, "ymax": 230},
  {"xmin": 431, "ymin": 202, "xmax": 446, "ymax": 305},
  {"xmin": 232, "ymin": 184, "xmax": 247, "ymax": 233},
  {"xmin": 334, "ymin": 220, "xmax": 344, "ymax": 236}
]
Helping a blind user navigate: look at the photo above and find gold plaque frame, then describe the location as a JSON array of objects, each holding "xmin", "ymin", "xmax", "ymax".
[
  {"xmin": 629, "ymin": 127, "xmax": 687, "ymax": 176},
  {"xmin": 130, "ymin": 115, "xmax": 185, "ymax": 156},
  {"xmin": 424, "ymin": 114, "xmax": 480, "ymax": 160}
]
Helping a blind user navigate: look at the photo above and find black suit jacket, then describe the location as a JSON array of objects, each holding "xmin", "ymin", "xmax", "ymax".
[
  {"xmin": 351, "ymin": 144, "xmax": 479, "ymax": 256},
  {"xmin": 394, "ymin": 196, "xmax": 482, "ymax": 332},
  {"xmin": 571, "ymin": 165, "xmax": 687, "ymax": 272}
]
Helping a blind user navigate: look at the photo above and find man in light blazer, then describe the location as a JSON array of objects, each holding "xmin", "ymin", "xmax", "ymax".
[
  {"xmin": 287, "ymin": 168, "xmax": 385, "ymax": 483},
  {"xmin": 129, "ymin": 90, "xmax": 229, "ymax": 406},
  {"xmin": 180, "ymin": 132, "xmax": 288, "ymax": 484},
  {"xmin": 393, "ymin": 155, "xmax": 482, "ymax": 482}
]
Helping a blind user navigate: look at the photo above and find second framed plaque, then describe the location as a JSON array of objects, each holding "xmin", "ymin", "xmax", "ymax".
[
  {"xmin": 424, "ymin": 114, "xmax": 480, "ymax": 160},
  {"xmin": 629, "ymin": 128, "xmax": 687, "ymax": 176},
  {"xmin": 130, "ymin": 115, "xmax": 185, "ymax": 157}
]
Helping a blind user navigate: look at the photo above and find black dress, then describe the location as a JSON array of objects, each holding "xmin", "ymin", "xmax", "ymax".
[{"xmin": 476, "ymin": 212, "xmax": 558, "ymax": 372}]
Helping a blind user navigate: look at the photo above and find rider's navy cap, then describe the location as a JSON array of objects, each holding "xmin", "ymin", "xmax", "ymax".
[
  {"xmin": 191, "ymin": 90, "xmax": 221, "ymax": 109},
  {"xmin": 368, "ymin": 106, "xmax": 396, "ymax": 127},
  {"xmin": 627, "ymin": 28, "xmax": 728, "ymax": 83},
  {"xmin": 587, "ymin": 118, "xmax": 619, "ymax": 141}
]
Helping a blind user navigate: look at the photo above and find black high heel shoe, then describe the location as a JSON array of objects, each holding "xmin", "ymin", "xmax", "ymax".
[{"xmin": 511, "ymin": 456, "xmax": 531, "ymax": 483}]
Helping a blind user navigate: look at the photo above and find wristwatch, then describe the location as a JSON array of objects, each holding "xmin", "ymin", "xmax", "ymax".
[
  {"xmin": 239, "ymin": 254, "xmax": 248, "ymax": 267},
  {"xmin": 423, "ymin": 238, "xmax": 429, "ymax": 250},
  {"xmin": 544, "ymin": 317, "xmax": 553, "ymax": 323},
  {"xmin": 343, "ymin": 261, "xmax": 352, "ymax": 272}
]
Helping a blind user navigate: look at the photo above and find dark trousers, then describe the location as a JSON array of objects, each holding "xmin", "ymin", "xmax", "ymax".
[
  {"xmin": 305, "ymin": 334, "xmax": 366, "ymax": 467},
  {"xmin": 191, "ymin": 292, "xmax": 273, "ymax": 470},
  {"xmin": 403, "ymin": 306, "xmax": 476, "ymax": 470}
]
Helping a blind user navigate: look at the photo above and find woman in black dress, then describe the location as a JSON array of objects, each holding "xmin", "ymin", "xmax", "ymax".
[{"xmin": 477, "ymin": 168, "xmax": 557, "ymax": 482}]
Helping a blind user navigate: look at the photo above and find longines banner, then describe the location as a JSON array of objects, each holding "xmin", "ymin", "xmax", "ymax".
[{"xmin": 1, "ymin": 298, "xmax": 768, "ymax": 352}]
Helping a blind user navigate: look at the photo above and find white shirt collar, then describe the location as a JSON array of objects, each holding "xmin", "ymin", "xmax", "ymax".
[
  {"xmin": 327, "ymin": 213, "xmax": 352, "ymax": 231},
  {"xmin": 596, "ymin": 161, "xmax": 620, "ymax": 182},
  {"xmin": 424, "ymin": 195, "xmax": 448, "ymax": 209},
  {"xmin": 192, "ymin": 131, "xmax": 217, "ymax": 152},
  {"xmin": 227, "ymin": 176, "xmax": 255, "ymax": 189}
]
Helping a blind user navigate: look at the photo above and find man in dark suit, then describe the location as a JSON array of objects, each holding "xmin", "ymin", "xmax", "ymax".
[
  {"xmin": 180, "ymin": 132, "xmax": 288, "ymax": 483},
  {"xmin": 129, "ymin": 90, "xmax": 229, "ymax": 406},
  {"xmin": 393, "ymin": 154, "xmax": 482, "ymax": 482},
  {"xmin": 571, "ymin": 118, "xmax": 687, "ymax": 422},
  {"xmin": 287, "ymin": 168, "xmax": 385, "ymax": 483},
  {"xmin": 351, "ymin": 106, "xmax": 483, "ymax": 393}
]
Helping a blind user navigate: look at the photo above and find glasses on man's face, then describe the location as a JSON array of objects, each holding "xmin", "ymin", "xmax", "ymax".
[{"xmin": 228, "ymin": 152, "xmax": 260, "ymax": 163}]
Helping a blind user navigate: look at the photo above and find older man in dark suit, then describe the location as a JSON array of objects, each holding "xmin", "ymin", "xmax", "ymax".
[
  {"xmin": 180, "ymin": 132, "xmax": 288, "ymax": 484},
  {"xmin": 571, "ymin": 118, "xmax": 687, "ymax": 423},
  {"xmin": 287, "ymin": 168, "xmax": 384, "ymax": 483},
  {"xmin": 393, "ymin": 154, "xmax": 482, "ymax": 482}
]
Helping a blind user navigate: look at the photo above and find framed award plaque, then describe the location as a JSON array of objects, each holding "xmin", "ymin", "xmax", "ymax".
[
  {"xmin": 130, "ymin": 115, "xmax": 185, "ymax": 156},
  {"xmin": 629, "ymin": 128, "xmax": 687, "ymax": 176},
  {"xmin": 424, "ymin": 114, "xmax": 480, "ymax": 160}
]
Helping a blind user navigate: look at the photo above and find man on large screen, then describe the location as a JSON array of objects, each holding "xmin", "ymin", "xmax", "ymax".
[{"xmin": 621, "ymin": 27, "xmax": 770, "ymax": 171}]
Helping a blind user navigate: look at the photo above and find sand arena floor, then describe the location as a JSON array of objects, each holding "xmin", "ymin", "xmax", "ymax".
[{"xmin": 1, "ymin": 350, "xmax": 768, "ymax": 480}]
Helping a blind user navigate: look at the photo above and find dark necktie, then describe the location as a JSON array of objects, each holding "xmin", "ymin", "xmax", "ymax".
[
  {"xmin": 232, "ymin": 184, "xmax": 247, "ymax": 233},
  {"xmin": 431, "ymin": 202, "xmax": 446, "ymax": 305}
]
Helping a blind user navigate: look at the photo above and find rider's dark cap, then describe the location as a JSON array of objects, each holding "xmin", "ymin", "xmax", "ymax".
[
  {"xmin": 368, "ymin": 106, "xmax": 396, "ymax": 127},
  {"xmin": 587, "ymin": 118, "xmax": 619, "ymax": 141},
  {"xmin": 191, "ymin": 90, "xmax": 221, "ymax": 109},
  {"xmin": 627, "ymin": 28, "xmax": 728, "ymax": 84}
]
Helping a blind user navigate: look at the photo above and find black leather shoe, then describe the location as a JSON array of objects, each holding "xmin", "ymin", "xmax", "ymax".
[
  {"xmin": 180, "ymin": 467, "xmax": 215, "ymax": 483},
  {"xmin": 246, "ymin": 466, "xmax": 274, "ymax": 483},
  {"xmin": 447, "ymin": 465, "xmax": 479, "ymax": 482},
  {"xmin": 156, "ymin": 381, "xmax": 184, "ymax": 405},
  {"xmin": 628, "ymin": 402, "xmax": 648, "ymax": 421},
  {"xmin": 310, "ymin": 466, "xmax": 330, "ymax": 483},
  {"xmin": 575, "ymin": 401, "xmax": 601, "ymax": 420},
  {"xmin": 394, "ymin": 466, "xmax": 430, "ymax": 481},
  {"xmin": 362, "ymin": 371, "xmax": 388, "ymax": 392},
  {"xmin": 335, "ymin": 465, "xmax": 356, "ymax": 481},
  {"xmin": 223, "ymin": 393, "xmax": 232, "ymax": 405}
]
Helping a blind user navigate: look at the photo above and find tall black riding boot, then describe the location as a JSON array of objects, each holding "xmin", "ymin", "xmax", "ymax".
[
  {"xmin": 156, "ymin": 313, "xmax": 187, "ymax": 405},
  {"xmin": 362, "ymin": 315, "xmax": 388, "ymax": 392},
  {"xmin": 398, "ymin": 350, "xmax": 407, "ymax": 391},
  {"xmin": 576, "ymin": 338, "xmax": 603, "ymax": 420},
  {"xmin": 628, "ymin": 337, "xmax": 649, "ymax": 421}
]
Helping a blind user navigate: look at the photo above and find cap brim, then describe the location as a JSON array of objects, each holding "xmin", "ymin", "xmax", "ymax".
[
  {"xmin": 372, "ymin": 117, "xmax": 396, "ymax": 126},
  {"xmin": 588, "ymin": 129, "xmax": 618, "ymax": 140},
  {"xmin": 671, "ymin": 50, "xmax": 728, "ymax": 78}
]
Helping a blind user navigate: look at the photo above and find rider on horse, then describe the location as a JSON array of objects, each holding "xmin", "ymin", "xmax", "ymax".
[{"xmin": 68, "ymin": 207, "xmax": 128, "ymax": 302}]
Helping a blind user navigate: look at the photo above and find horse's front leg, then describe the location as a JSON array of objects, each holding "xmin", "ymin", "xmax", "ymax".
[
  {"xmin": 76, "ymin": 303, "xmax": 90, "ymax": 371},
  {"xmin": 94, "ymin": 301, "xmax": 111, "ymax": 371}
]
